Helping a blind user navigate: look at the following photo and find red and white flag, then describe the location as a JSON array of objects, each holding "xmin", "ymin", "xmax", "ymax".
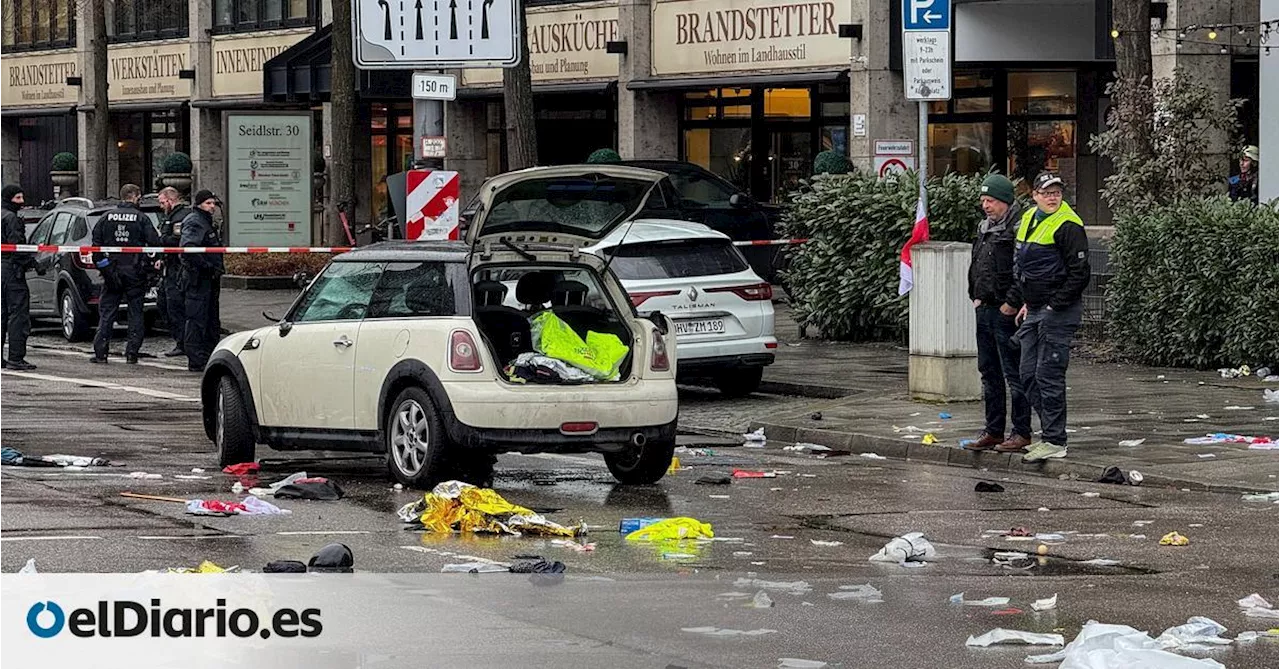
[{"xmin": 898, "ymin": 196, "xmax": 930, "ymax": 296}]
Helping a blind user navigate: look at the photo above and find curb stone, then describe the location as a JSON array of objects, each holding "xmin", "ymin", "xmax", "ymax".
[{"xmin": 751, "ymin": 420, "xmax": 1270, "ymax": 497}]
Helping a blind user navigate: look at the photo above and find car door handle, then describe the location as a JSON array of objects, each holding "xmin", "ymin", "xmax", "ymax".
[{"xmin": 332, "ymin": 337, "xmax": 353, "ymax": 348}]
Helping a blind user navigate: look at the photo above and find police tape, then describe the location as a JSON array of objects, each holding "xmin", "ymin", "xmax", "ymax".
[{"xmin": 0, "ymin": 239, "xmax": 809, "ymax": 254}]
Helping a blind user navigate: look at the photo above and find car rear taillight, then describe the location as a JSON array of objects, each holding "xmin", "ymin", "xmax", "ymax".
[
  {"xmin": 560, "ymin": 422, "xmax": 598, "ymax": 434},
  {"xmin": 651, "ymin": 333, "xmax": 670, "ymax": 372},
  {"xmin": 705, "ymin": 283, "xmax": 773, "ymax": 301},
  {"xmin": 449, "ymin": 330, "xmax": 482, "ymax": 372},
  {"xmin": 629, "ymin": 289, "xmax": 680, "ymax": 308},
  {"xmin": 74, "ymin": 252, "xmax": 96, "ymax": 270}
]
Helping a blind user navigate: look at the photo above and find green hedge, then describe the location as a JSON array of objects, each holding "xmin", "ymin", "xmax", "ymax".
[
  {"xmin": 1107, "ymin": 197, "xmax": 1278, "ymax": 368},
  {"xmin": 779, "ymin": 170, "xmax": 984, "ymax": 341}
]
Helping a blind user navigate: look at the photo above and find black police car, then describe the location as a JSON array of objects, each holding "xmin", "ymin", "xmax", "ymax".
[{"xmin": 22, "ymin": 197, "xmax": 165, "ymax": 341}]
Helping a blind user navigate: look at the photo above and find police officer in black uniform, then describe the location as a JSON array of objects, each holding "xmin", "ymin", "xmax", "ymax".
[
  {"xmin": 1, "ymin": 183, "xmax": 36, "ymax": 371},
  {"xmin": 91, "ymin": 184, "xmax": 161, "ymax": 364},
  {"xmin": 155, "ymin": 187, "xmax": 190, "ymax": 357},
  {"xmin": 180, "ymin": 190, "xmax": 225, "ymax": 372}
]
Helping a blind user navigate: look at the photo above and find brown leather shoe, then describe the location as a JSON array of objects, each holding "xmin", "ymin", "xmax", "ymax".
[
  {"xmin": 996, "ymin": 434, "xmax": 1032, "ymax": 453},
  {"xmin": 965, "ymin": 432, "xmax": 1004, "ymax": 451}
]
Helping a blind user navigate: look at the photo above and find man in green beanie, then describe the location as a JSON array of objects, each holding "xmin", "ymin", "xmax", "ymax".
[{"xmin": 964, "ymin": 173, "xmax": 1031, "ymax": 453}]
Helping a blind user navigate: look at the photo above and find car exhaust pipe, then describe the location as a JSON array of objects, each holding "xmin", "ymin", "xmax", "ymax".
[{"xmin": 631, "ymin": 432, "xmax": 647, "ymax": 447}]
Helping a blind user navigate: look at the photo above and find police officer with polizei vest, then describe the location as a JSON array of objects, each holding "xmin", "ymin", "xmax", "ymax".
[
  {"xmin": 1010, "ymin": 171, "xmax": 1090, "ymax": 463},
  {"xmin": 155, "ymin": 187, "xmax": 190, "ymax": 358},
  {"xmin": 180, "ymin": 190, "xmax": 225, "ymax": 372},
  {"xmin": 2, "ymin": 184, "xmax": 37, "ymax": 371},
  {"xmin": 91, "ymin": 184, "xmax": 162, "ymax": 364}
]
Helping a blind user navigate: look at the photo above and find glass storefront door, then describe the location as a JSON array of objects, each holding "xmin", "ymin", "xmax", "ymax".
[{"xmin": 768, "ymin": 127, "xmax": 811, "ymax": 202}]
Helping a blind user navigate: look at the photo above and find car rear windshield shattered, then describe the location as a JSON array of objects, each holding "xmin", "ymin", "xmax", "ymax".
[
  {"xmin": 605, "ymin": 239, "xmax": 748, "ymax": 280},
  {"xmin": 482, "ymin": 176, "xmax": 654, "ymax": 238}
]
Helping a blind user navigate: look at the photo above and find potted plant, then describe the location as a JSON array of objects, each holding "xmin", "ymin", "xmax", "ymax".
[
  {"xmin": 50, "ymin": 152, "xmax": 79, "ymax": 194},
  {"xmin": 159, "ymin": 151, "xmax": 193, "ymax": 192}
]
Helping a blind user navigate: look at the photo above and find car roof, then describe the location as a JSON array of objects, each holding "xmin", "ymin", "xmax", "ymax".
[
  {"xmin": 589, "ymin": 219, "xmax": 729, "ymax": 249},
  {"xmin": 334, "ymin": 240, "xmax": 470, "ymax": 263},
  {"xmin": 617, "ymin": 160, "xmax": 694, "ymax": 171}
]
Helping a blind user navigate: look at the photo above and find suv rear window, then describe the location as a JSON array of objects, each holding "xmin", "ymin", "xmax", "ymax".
[{"xmin": 604, "ymin": 239, "xmax": 748, "ymax": 280}]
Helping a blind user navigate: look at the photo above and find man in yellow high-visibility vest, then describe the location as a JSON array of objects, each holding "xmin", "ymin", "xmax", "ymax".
[{"xmin": 1009, "ymin": 172, "xmax": 1090, "ymax": 462}]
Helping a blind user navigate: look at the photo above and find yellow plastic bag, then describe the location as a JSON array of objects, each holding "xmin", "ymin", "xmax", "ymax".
[
  {"xmin": 921, "ymin": 433, "xmax": 938, "ymax": 445},
  {"xmin": 625, "ymin": 517, "xmax": 714, "ymax": 543},
  {"xmin": 531, "ymin": 311, "xmax": 628, "ymax": 380},
  {"xmin": 1159, "ymin": 531, "xmax": 1189, "ymax": 546}
]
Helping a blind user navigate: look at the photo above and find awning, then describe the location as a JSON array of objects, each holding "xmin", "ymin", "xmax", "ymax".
[
  {"xmin": 1, "ymin": 105, "xmax": 75, "ymax": 118},
  {"xmin": 262, "ymin": 24, "xmax": 410, "ymax": 103},
  {"xmin": 76, "ymin": 100, "xmax": 188, "ymax": 112},
  {"xmin": 192, "ymin": 97, "xmax": 304, "ymax": 109},
  {"xmin": 458, "ymin": 80, "xmax": 616, "ymax": 98},
  {"xmin": 626, "ymin": 70, "xmax": 848, "ymax": 91}
]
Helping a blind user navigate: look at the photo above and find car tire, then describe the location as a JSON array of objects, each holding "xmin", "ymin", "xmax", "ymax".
[
  {"xmin": 714, "ymin": 367, "xmax": 764, "ymax": 398},
  {"xmin": 215, "ymin": 375, "xmax": 256, "ymax": 467},
  {"xmin": 604, "ymin": 438, "xmax": 675, "ymax": 485},
  {"xmin": 385, "ymin": 387, "xmax": 449, "ymax": 489},
  {"xmin": 59, "ymin": 290, "xmax": 91, "ymax": 342}
]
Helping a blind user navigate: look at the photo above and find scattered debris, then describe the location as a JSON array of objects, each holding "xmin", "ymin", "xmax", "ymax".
[
  {"xmin": 1008, "ymin": 527, "xmax": 1033, "ymax": 537},
  {"xmin": 1082, "ymin": 558, "xmax": 1122, "ymax": 566},
  {"xmin": 262, "ymin": 560, "xmax": 307, "ymax": 573},
  {"xmin": 1081, "ymin": 492, "xmax": 1101, "ymax": 497},
  {"xmin": 1184, "ymin": 433, "xmax": 1279, "ymax": 449},
  {"xmin": 2, "ymin": 448, "xmax": 116, "ymax": 468},
  {"xmin": 734, "ymin": 577, "xmax": 812, "ymax": 595},
  {"xmin": 1159, "ymin": 531, "xmax": 1190, "ymax": 546},
  {"xmin": 1118, "ymin": 439, "xmax": 1146, "ymax": 447},
  {"xmin": 810, "ymin": 539, "xmax": 843, "ymax": 547},
  {"xmin": 992, "ymin": 608, "xmax": 1025, "ymax": 615},
  {"xmin": 829, "ymin": 584, "xmax": 883, "ymax": 602},
  {"xmin": 695, "ymin": 474, "xmax": 732, "ymax": 485},
  {"xmin": 777, "ymin": 660, "xmax": 826, "ymax": 669},
  {"xmin": 965, "ymin": 628, "xmax": 1064, "ymax": 647},
  {"xmin": 1238, "ymin": 593, "xmax": 1280, "ymax": 619},
  {"xmin": 159, "ymin": 560, "xmax": 237, "ymax": 574},
  {"xmin": 308, "ymin": 543, "xmax": 354, "ymax": 573},
  {"xmin": 1265, "ymin": 389, "xmax": 1278, "ymax": 403},
  {"xmin": 550, "ymin": 539, "xmax": 596, "ymax": 552},
  {"xmin": 441, "ymin": 561, "xmax": 508, "ymax": 573},
  {"xmin": 784, "ymin": 442, "xmax": 832, "ymax": 452},
  {"xmin": 859, "ymin": 453, "xmax": 888, "ymax": 460},
  {"xmin": 868, "ymin": 532, "xmax": 935, "ymax": 565},
  {"xmin": 510, "ymin": 556, "xmax": 567, "ymax": 574},
  {"xmin": 398, "ymin": 481, "xmax": 582, "ymax": 537},
  {"xmin": 951, "ymin": 594, "xmax": 1011, "ymax": 607},
  {"xmin": 708, "ymin": 494, "xmax": 731, "ymax": 499},
  {"xmin": 1026, "ymin": 621, "xmax": 1228, "ymax": 668},
  {"xmin": 127, "ymin": 472, "xmax": 162, "ymax": 479},
  {"xmin": 1099, "ymin": 466, "xmax": 1143, "ymax": 486},
  {"xmin": 975, "ymin": 482, "xmax": 1005, "ymax": 493},
  {"xmin": 1219, "ymin": 365, "xmax": 1252, "ymax": 378},
  {"xmin": 174, "ymin": 474, "xmax": 211, "ymax": 480},
  {"xmin": 682, "ymin": 627, "xmax": 777, "ymax": 637},
  {"xmin": 1197, "ymin": 453, "xmax": 1217, "ymax": 459},
  {"xmin": 921, "ymin": 434, "xmax": 939, "ymax": 445},
  {"xmin": 185, "ymin": 497, "xmax": 291, "ymax": 516},
  {"xmin": 222, "ymin": 462, "xmax": 259, "ymax": 476},
  {"xmin": 1242, "ymin": 492, "xmax": 1280, "ymax": 502},
  {"xmin": 18, "ymin": 558, "xmax": 37, "ymax": 574},
  {"xmin": 618, "ymin": 518, "xmax": 662, "ymax": 534},
  {"xmin": 1156, "ymin": 617, "xmax": 1232, "ymax": 648},
  {"xmin": 810, "ymin": 412, "xmax": 823, "ymax": 421},
  {"xmin": 1224, "ymin": 406, "xmax": 1255, "ymax": 411},
  {"xmin": 939, "ymin": 412, "xmax": 952, "ymax": 420},
  {"xmin": 749, "ymin": 591, "xmax": 775, "ymax": 608},
  {"xmin": 1031, "ymin": 594, "xmax": 1058, "ymax": 611},
  {"xmin": 893, "ymin": 425, "xmax": 927, "ymax": 434},
  {"xmin": 743, "ymin": 428, "xmax": 767, "ymax": 442},
  {"xmin": 733, "ymin": 470, "xmax": 777, "ymax": 478},
  {"xmin": 626, "ymin": 517, "xmax": 714, "ymax": 542}
]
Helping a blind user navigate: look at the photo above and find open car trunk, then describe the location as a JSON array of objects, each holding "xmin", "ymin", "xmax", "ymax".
[{"xmin": 471, "ymin": 263, "xmax": 636, "ymax": 384}]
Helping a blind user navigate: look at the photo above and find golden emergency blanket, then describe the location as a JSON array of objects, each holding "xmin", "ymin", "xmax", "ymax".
[{"xmin": 398, "ymin": 480, "xmax": 582, "ymax": 537}]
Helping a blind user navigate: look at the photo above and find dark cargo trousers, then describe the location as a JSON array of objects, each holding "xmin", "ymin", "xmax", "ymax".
[
  {"xmin": 975, "ymin": 304, "xmax": 1031, "ymax": 440},
  {"xmin": 1015, "ymin": 301, "xmax": 1082, "ymax": 446}
]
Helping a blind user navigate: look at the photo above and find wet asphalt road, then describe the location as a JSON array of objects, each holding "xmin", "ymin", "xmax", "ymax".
[{"xmin": 2, "ymin": 325, "xmax": 1278, "ymax": 668}]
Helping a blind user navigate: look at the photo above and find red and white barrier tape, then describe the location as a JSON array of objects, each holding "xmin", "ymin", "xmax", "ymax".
[{"xmin": 0, "ymin": 238, "xmax": 808, "ymax": 254}]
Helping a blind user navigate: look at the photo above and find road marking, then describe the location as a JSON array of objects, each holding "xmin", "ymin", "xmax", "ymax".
[
  {"xmin": 32, "ymin": 345, "xmax": 190, "ymax": 371},
  {"xmin": 522, "ymin": 452, "xmax": 607, "ymax": 468},
  {"xmin": 0, "ymin": 535, "xmax": 102, "ymax": 541},
  {"xmin": 137, "ymin": 535, "xmax": 246, "ymax": 540},
  {"xmin": 1, "ymin": 371, "xmax": 198, "ymax": 402},
  {"xmin": 276, "ymin": 531, "xmax": 371, "ymax": 535}
]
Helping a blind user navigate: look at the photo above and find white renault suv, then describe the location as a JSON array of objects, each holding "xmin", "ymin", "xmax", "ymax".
[
  {"xmin": 200, "ymin": 165, "xmax": 679, "ymax": 488},
  {"xmin": 585, "ymin": 220, "xmax": 776, "ymax": 397}
]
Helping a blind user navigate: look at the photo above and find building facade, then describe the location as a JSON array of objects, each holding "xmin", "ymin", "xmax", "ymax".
[{"xmin": 1, "ymin": 0, "xmax": 1264, "ymax": 240}]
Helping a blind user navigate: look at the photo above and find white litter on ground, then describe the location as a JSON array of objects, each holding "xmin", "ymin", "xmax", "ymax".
[
  {"xmin": 828, "ymin": 584, "xmax": 882, "ymax": 602},
  {"xmin": 1026, "ymin": 620, "xmax": 1227, "ymax": 668},
  {"xmin": 1155, "ymin": 617, "xmax": 1232, "ymax": 648},
  {"xmin": 965, "ymin": 628, "xmax": 1064, "ymax": 647},
  {"xmin": 1032, "ymin": 594, "xmax": 1058, "ymax": 611},
  {"xmin": 1118, "ymin": 439, "xmax": 1146, "ymax": 447}
]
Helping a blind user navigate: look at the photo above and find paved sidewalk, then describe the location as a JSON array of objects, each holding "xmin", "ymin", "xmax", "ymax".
[{"xmin": 758, "ymin": 304, "xmax": 1279, "ymax": 495}]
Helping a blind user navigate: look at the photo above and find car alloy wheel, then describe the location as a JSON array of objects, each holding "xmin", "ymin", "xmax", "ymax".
[
  {"xmin": 390, "ymin": 398, "xmax": 431, "ymax": 477},
  {"xmin": 61, "ymin": 293, "xmax": 76, "ymax": 340}
]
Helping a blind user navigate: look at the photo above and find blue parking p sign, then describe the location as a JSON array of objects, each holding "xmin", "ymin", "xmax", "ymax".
[{"xmin": 903, "ymin": 0, "xmax": 951, "ymax": 31}]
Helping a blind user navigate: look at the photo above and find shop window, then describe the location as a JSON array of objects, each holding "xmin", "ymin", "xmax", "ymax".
[
  {"xmin": 112, "ymin": 0, "xmax": 188, "ymax": 42},
  {"xmin": 3, "ymin": 0, "xmax": 75, "ymax": 50},
  {"xmin": 821, "ymin": 126, "xmax": 847, "ymax": 156},
  {"xmin": 722, "ymin": 105, "xmax": 751, "ymax": 119},
  {"xmin": 930, "ymin": 123, "xmax": 993, "ymax": 177},
  {"xmin": 764, "ymin": 89, "xmax": 810, "ymax": 118},
  {"xmin": 214, "ymin": 0, "xmax": 318, "ymax": 33},
  {"xmin": 1008, "ymin": 119, "xmax": 1076, "ymax": 195},
  {"xmin": 1009, "ymin": 72, "xmax": 1076, "ymax": 115},
  {"xmin": 682, "ymin": 128, "xmax": 752, "ymax": 195},
  {"xmin": 955, "ymin": 97, "xmax": 993, "ymax": 114},
  {"xmin": 820, "ymin": 101, "xmax": 849, "ymax": 117}
]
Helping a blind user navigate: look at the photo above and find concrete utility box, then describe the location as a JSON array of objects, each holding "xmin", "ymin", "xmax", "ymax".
[{"xmin": 908, "ymin": 241, "xmax": 981, "ymax": 401}]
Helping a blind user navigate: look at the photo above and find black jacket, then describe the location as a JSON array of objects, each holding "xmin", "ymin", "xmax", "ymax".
[
  {"xmin": 157, "ymin": 204, "xmax": 190, "ymax": 271},
  {"xmin": 92, "ymin": 202, "xmax": 161, "ymax": 277},
  {"xmin": 968, "ymin": 202, "xmax": 1023, "ymax": 308},
  {"xmin": 1010, "ymin": 205, "xmax": 1091, "ymax": 311},
  {"xmin": 1, "ymin": 201, "xmax": 33, "ymax": 271},
  {"xmin": 179, "ymin": 208, "xmax": 225, "ymax": 276}
]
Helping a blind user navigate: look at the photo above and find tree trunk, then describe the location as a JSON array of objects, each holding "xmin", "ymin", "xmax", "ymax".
[
  {"xmin": 502, "ymin": 9, "xmax": 538, "ymax": 170},
  {"xmin": 328, "ymin": 0, "xmax": 357, "ymax": 246},
  {"xmin": 1111, "ymin": 0, "xmax": 1154, "ymax": 159},
  {"xmin": 87, "ymin": 0, "xmax": 109, "ymax": 199}
]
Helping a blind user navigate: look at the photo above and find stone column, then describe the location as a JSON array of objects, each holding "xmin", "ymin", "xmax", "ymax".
[
  {"xmin": 848, "ymin": 0, "xmax": 917, "ymax": 172},
  {"xmin": 75, "ymin": 0, "xmax": 106, "ymax": 199},
  {"xmin": 446, "ymin": 98, "xmax": 490, "ymax": 203},
  {"xmin": 617, "ymin": 0, "xmax": 677, "ymax": 159},
  {"xmin": 189, "ymin": 0, "xmax": 224, "ymax": 200},
  {"xmin": 1261, "ymin": 0, "xmax": 1278, "ymax": 203},
  {"xmin": 908, "ymin": 242, "xmax": 981, "ymax": 401},
  {"xmin": 1, "ymin": 118, "xmax": 19, "ymax": 187}
]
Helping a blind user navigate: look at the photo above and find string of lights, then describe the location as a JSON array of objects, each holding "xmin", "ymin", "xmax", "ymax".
[{"xmin": 1110, "ymin": 18, "xmax": 1278, "ymax": 56}]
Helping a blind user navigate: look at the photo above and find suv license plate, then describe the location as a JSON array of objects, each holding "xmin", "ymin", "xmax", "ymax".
[{"xmin": 675, "ymin": 319, "xmax": 725, "ymax": 336}]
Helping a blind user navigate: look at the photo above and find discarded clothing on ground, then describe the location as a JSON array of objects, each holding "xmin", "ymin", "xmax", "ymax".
[
  {"xmin": 868, "ymin": 532, "xmax": 935, "ymax": 565},
  {"xmin": 1183, "ymin": 433, "xmax": 1279, "ymax": 450},
  {"xmin": 222, "ymin": 462, "xmax": 260, "ymax": 476},
  {"xmin": 965, "ymin": 628, "xmax": 1064, "ymax": 647},
  {"xmin": 1026, "ymin": 620, "xmax": 1227, "ymax": 668},
  {"xmin": 1, "ymin": 447, "xmax": 113, "ymax": 468},
  {"xmin": 975, "ymin": 482, "xmax": 1005, "ymax": 493},
  {"xmin": 1237, "ymin": 593, "xmax": 1280, "ymax": 619},
  {"xmin": 510, "ymin": 555, "xmax": 566, "ymax": 574},
  {"xmin": 1098, "ymin": 466, "xmax": 1142, "ymax": 486},
  {"xmin": 308, "ymin": 543, "xmax": 354, "ymax": 573},
  {"xmin": 530, "ymin": 310, "xmax": 628, "ymax": 381},
  {"xmin": 263, "ymin": 560, "xmax": 308, "ymax": 573},
  {"xmin": 396, "ymin": 480, "xmax": 582, "ymax": 537},
  {"xmin": 504, "ymin": 352, "xmax": 597, "ymax": 384},
  {"xmin": 273, "ymin": 477, "xmax": 344, "ymax": 501},
  {"xmin": 695, "ymin": 473, "xmax": 732, "ymax": 485},
  {"xmin": 1159, "ymin": 531, "xmax": 1190, "ymax": 546},
  {"xmin": 185, "ymin": 497, "xmax": 291, "ymax": 516}
]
